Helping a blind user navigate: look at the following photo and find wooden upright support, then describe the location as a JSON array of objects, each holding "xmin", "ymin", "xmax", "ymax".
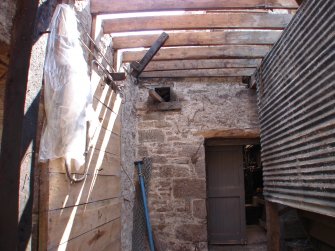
[
  {"xmin": 265, "ymin": 200, "xmax": 284, "ymax": 251},
  {"xmin": 149, "ymin": 89, "xmax": 165, "ymax": 102}
]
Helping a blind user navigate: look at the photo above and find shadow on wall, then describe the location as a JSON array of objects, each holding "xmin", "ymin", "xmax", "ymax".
[{"xmin": 39, "ymin": 78, "xmax": 123, "ymax": 250}]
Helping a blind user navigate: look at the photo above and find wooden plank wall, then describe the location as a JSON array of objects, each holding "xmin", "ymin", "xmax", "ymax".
[{"xmin": 39, "ymin": 78, "xmax": 122, "ymax": 250}]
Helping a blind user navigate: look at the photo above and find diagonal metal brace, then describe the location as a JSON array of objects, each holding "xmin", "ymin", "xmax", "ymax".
[{"xmin": 131, "ymin": 32, "xmax": 169, "ymax": 78}]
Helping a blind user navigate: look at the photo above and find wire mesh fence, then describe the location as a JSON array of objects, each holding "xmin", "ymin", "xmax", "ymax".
[{"xmin": 132, "ymin": 157, "xmax": 153, "ymax": 251}]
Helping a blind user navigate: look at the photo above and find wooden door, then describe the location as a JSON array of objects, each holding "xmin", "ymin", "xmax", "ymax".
[{"xmin": 206, "ymin": 145, "xmax": 246, "ymax": 244}]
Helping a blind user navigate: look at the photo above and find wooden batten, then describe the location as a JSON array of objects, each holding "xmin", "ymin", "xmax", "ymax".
[
  {"xmin": 48, "ymin": 173, "xmax": 120, "ymax": 210},
  {"xmin": 103, "ymin": 13, "xmax": 293, "ymax": 33},
  {"xmin": 112, "ymin": 30, "xmax": 283, "ymax": 49},
  {"xmin": 47, "ymin": 198, "xmax": 121, "ymax": 249},
  {"xmin": 140, "ymin": 68, "xmax": 256, "ymax": 78},
  {"xmin": 144, "ymin": 59, "xmax": 262, "ymax": 71},
  {"xmin": 149, "ymin": 89, "xmax": 165, "ymax": 102},
  {"xmin": 91, "ymin": 0, "xmax": 298, "ymax": 14},
  {"xmin": 122, "ymin": 45, "xmax": 271, "ymax": 62}
]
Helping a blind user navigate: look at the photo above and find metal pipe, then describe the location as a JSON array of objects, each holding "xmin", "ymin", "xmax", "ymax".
[{"xmin": 134, "ymin": 160, "xmax": 155, "ymax": 251}]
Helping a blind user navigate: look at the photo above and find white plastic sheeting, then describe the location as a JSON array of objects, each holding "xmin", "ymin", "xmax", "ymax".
[{"xmin": 39, "ymin": 4, "xmax": 93, "ymax": 169}]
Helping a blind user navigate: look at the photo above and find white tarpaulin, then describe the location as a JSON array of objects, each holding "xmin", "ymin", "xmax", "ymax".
[{"xmin": 39, "ymin": 4, "xmax": 93, "ymax": 169}]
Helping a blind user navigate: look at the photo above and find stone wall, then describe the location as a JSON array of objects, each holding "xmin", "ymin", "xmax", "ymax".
[{"xmin": 133, "ymin": 77, "xmax": 259, "ymax": 250}]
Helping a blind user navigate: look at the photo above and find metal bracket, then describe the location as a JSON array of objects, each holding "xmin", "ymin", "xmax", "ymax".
[{"xmin": 130, "ymin": 32, "xmax": 169, "ymax": 79}]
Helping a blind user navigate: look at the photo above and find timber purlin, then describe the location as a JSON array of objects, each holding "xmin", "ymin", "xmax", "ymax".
[
  {"xmin": 91, "ymin": 0, "xmax": 298, "ymax": 14},
  {"xmin": 103, "ymin": 13, "xmax": 293, "ymax": 33}
]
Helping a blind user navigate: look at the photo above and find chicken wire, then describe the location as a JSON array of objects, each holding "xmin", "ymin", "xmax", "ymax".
[{"xmin": 132, "ymin": 157, "xmax": 153, "ymax": 251}]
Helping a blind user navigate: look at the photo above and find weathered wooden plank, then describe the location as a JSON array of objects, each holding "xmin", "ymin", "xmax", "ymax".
[
  {"xmin": 131, "ymin": 32, "xmax": 169, "ymax": 77},
  {"xmin": 93, "ymin": 98, "xmax": 121, "ymax": 135},
  {"xmin": 48, "ymin": 149, "xmax": 120, "ymax": 176},
  {"xmin": 123, "ymin": 45, "xmax": 271, "ymax": 62},
  {"xmin": 48, "ymin": 173, "xmax": 120, "ymax": 210},
  {"xmin": 51, "ymin": 218, "xmax": 121, "ymax": 251},
  {"xmin": 140, "ymin": 68, "xmax": 256, "ymax": 78},
  {"xmin": 92, "ymin": 0, "xmax": 298, "ymax": 14},
  {"xmin": 149, "ymin": 89, "xmax": 165, "ymax": 102},
  {"xmin": 266, "ymin": 201, "xmax": 284, "ymax": 251},
  {"xmin": 93, "ymin": 86, "xmax": 122, "ymax": 114},
  {"xmin": 101, "ymin": 238, "xmax": 121, "ymax": 251},
  {"xmin": 0, "ymin": 0, "xmax": 39, "ymax": 249},
  {"xmin": 103, "ymin": 13, "xmax": 293, "ymax": 33},
  {"xmin": 144, "ymin": 59, "xmax": 262, "ymax": 71},
  {"xmin": 93, "ymin": 127, "xmax": 121, "ymax": 155},
  {"xmin": 48, "ymin": 198, "xmax": 121, "ymax": 249},
  {"xmin": 112, "ymin": 30, "xmax": 283, "ymax": 49},
  {"xmin": 196, "ymin": 128, "xmax": 260, "ymax": 138},
  {"xmin": 39, "ymin": 164, "xmax": 49, "ymax": 251}
]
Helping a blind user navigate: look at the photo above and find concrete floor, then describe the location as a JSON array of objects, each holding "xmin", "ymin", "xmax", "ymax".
[{"xmin": 209, "ymin": 225, "xmax": 267, "ymax": 251}]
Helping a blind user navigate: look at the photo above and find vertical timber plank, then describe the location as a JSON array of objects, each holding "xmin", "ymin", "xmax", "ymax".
[
  {"xmin": 0, "ymin": 0, "xmax": 39, "ymax": 250},
  {"xmin": 265, "ymin": 200, "xmax": 284, "ymax": 251}
]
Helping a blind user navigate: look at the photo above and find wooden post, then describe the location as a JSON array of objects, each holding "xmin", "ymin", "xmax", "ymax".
[
  {"xmin": 265, "ymin": 200, "xmax": 284, "ymax": 251},
  {"xmin": 0, "ymin": 0, "xmax": 39, "ymax": 250}
]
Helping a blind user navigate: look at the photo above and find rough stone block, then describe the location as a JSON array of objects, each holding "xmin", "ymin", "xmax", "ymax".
[
  {"xmin": 138, "ymin": 129, "xmax": 165, "ymax": 142},
  {"xmin": 173, "ymin": 178, "xmax": 206, "ymax": 199},
  {"xmin": 175, "ymin": 224, "xmax": 207, "ymax": 242},
  {"xmin": 142, "ymin": 112, "xmax": 164, "ymax": 121},
  {"xmin": 193, "ymin": 199, "xmax": 207, "ymax": 219},
  {"xmin": 157, "ymin": 166, "xmax": 173, "ymax": 178},
  {"xmin": 172, "ymin": 165, "xmax": 190, "ymax": 178}
]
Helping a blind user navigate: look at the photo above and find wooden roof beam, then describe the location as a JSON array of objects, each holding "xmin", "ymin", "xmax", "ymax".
[
  {"xmin": 91, "ymin": 0, "xmax": 298, "ymax": 14},
  {"xmin": 122, "ymin": 45, "xmax": 271, "ymax": 62},
  {"xmin": 139, "ymin": 68, "xmax": 256, "ymax": 78},
  {"xmin": 103, "ymin": 12, "xmax": 293, "ymax": 33},
  {"xmin": 144, "ymin": 59, "xmax": 262, "ymax": 71},
  {"xmin": 112, "ymin": 30, "xmax": 283, "ymax": 49}
]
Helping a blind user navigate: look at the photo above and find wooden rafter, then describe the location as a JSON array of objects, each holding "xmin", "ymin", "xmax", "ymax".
[
  {"xmin": 91, "ymin": 0, "xmax": 298, "ymax": 14},
  {"xmin": 122, "ymin": 45, "xmax": 271, "ymax": 62},
  {"xmin": 112, "ymin": 30, "xmax": 282, "ymax": 49},
  {"xmin": 140, "ymin": 68, "xmax": 256, "ymax": 78},
  {"xmin": 144, "ymin": 59, "xmax": 262, "ymax": 71},
  {"xmin": 103, "ymin": 13, "xmax": 293, "ymax": 33}
]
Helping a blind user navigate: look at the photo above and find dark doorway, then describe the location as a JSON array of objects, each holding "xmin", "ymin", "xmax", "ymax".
[
  {"xmin": 244, "ymin": 145, "xmax": 264, "ymax": 227},
  {"xmin": 206, "ymin": 139, "xmax": 264, "ymax": 249}
]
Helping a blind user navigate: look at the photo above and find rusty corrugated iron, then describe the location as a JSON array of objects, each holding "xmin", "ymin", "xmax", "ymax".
[{"xmin": 256, "ymin": 0, "xmax": 335, "ymax": 217}]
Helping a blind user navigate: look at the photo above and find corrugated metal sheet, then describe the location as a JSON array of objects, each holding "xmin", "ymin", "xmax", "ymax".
[{"xmin": 256, "ymin": 0, "xmax": 335, "ymax": 217}]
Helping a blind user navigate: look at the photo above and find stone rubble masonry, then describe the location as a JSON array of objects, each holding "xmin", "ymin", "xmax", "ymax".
[
  {"xmin": 132, "ymin": 77, "xmax": 259, "ymax": 251},
  {"xmin": 0, "ymin": 0, "xmax": 16, "ymax": 45}
]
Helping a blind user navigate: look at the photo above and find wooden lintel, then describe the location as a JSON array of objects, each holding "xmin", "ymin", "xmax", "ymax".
[
  {"xmin": 91, "ymin": 0, "xmax": 298, "ymax": 14},
  {"xmin": 149, "ymin": 89, "xmax": 165, "ymax": 102},
  {"xmin": 123, "ymin": 45, "xmax": 271, "ymax": 62},
  {"xmin": 112, "ymin": 30, "xmax": 283, "ymax": 49},
  {"xmin": 195, "ymin": 128, "xmax": 260, "ymax": 139},
  {"xmin": 103, "ymin": 13, "xmax": 293, "ymax": 33},
  {"xmin": 144, "ymin": 59, "xmax": 262, "ymax": 72},
  {"xmin": 140, "ymin": 68, "xmax": 256, "ymax": 78},
  {"xmin": 130, "ymin": 32, "xmax": 169, "ymax": 77}
]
